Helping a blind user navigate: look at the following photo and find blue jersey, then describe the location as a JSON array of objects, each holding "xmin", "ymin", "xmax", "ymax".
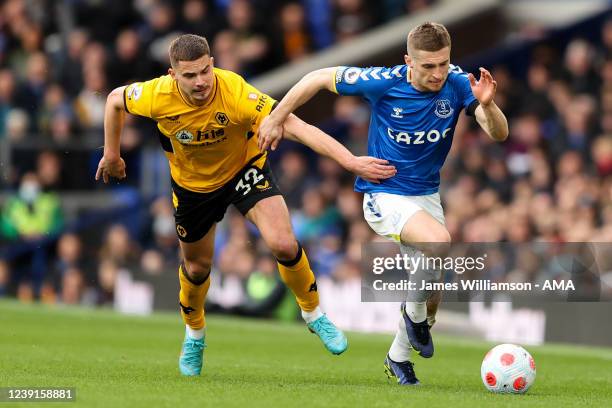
[{"xmin": 334, "ymin": 64, "xmax": 477, "ymax": 196}]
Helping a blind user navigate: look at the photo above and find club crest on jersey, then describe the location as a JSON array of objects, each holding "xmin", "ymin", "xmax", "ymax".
[
  {"xmin": 215, "ymin": 112, "xmax": 229, "ymax": 126},
  {"xmin": 434, "ymin": 99, "xmax": 454, "ymax": 118},
  {"xmin": 391, "ymin": 107, "xmax": 403, "ymax": 118},
  {"xmin": 343, "ymin": 67, "xmax": 362, "ymax": 84},
  {"xmin": 175, "ymin": 129, "xmax": 194, "ymax": 144}
]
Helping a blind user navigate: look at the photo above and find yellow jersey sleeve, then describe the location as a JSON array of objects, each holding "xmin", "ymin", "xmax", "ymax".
[
  {"xmin": 124, "ymin": 77, "xmax": 163, "ymax": 118},
  {"xmin": 232, "ymin": 77, "xmax": 276, "ymax": 137}
]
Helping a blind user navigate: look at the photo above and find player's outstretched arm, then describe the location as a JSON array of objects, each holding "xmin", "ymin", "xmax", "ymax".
[
  {"xmin": 469, "ymin": 67, "xmax": 509, "ymax": 142},
  {"xmin": 259, "ymin": 67, "xmax": 338, "ymax": 151},
  {"xmin": 95, "ymin": 86, "xmax": 127, "ymax": 183},
  {"xmin": 280, "ymin": 114, "xmax": 396, "ymax": 183}
]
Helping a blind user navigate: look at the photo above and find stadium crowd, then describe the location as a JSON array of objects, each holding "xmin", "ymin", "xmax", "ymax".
[{"xmin": 0, "ymin": 0, "xmax": 611, "ymax": 315}]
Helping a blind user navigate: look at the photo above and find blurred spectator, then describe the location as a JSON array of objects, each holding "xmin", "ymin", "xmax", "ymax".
[
  {"xmin": 4, "ymin": 108, "xmax": 28, "ymax": 141},
  {"xmin": 109, "ymin": 28, "xmax": 153, "ymax": 87},
  {"xmin": 274, "ymin": 2, "xmax": 312, "ymax": 63},
  {"xmin": 147, "ymin": 196, "xmax": 179, "ymax": 261},
  {"xmin": 50, "ymin": 232, "xmax": 92, "ymax": 294},
  {"xmin": 36, "ymin": 150, "xmax": 62, "ymax": 191},
  {"xmin": 140, "ymin": 249, "xmax": 166, "ymax": 276},
  {"xmin": 74, "ymin": 63, "xmax": 108, "ymax": 132},
  {"xmin": 0, "ymin": 69, "xmax": 16, "ymax": 137},
  {"xmin": 96, "ymin": 260, "xmax": 119, "ymax": 305},
  {"xmin": 238, "ymin": 254, "xmax": 289, "ymax": 317},
  {"xmin": 181, "ymin": 0, "xmax": 221, "ymax": 41},
  {"xmin": 99, "ymin": 224, "xmax": 141, "ymax": 270},
  {"xmin": 225, "ymin": 0, "xmax": 271, "ymax": 76},
  {"xmin": 0, "ymin": 172, "xmax": 63, "ymax": 241},
  {"xmin": 294, "ymin": 186, "xmax": 341, "ymax": 243},
  {"xmin": 58, "ymin": 28, "xmax": 89, "ymax": 97},
  {"xmin": 275, "ymin": 149, "xmax": 311, "ymax": 209},
  {"xmin": 563, "ymin": 39, "xmax": 600, "ymax": 95},
  {"xmin": 333, "ymin": 0, "xmax": 378, "ymax": 43},
  {"xmin": 0, "ymin": 260, "xmax": 9, "ymax": 297},
  {"xmin": 212, "ymin": 30, "xmax": 243, "ymax": 72},
  {"xmin": 39, "ymin": 84, "xmax": 76, "ymax": 141},
  {"xmin": 591, "ymin": 135, "xmax": 612, "ymax": 177},
  {"xmin": 61, "ymin": 267, "xmax": 85, "ymax": 305},
  {"xmin": 13, "ymin": 52, "xmax": 49, "ymax": 128}
]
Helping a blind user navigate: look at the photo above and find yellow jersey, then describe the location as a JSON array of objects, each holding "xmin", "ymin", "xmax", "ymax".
[{"xmin": 124, "ymin": 68, "xmax": 275, "ymax": 193}]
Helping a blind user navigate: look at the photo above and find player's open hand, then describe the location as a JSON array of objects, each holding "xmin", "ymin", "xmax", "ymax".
[
  {"xmin": 95, "ymin": 156, "xmax": 126, "ymax": 184},
  {"xmin": 348, "ymin": 156, "xmax": 396, "ymax": 183},
  {"xmin": 468, "ymin": 67, "xmax": 497, "ymax": 107},
  {"xmin": 258, "ymin": 115, "xmax": 284, "ymax": 151}
]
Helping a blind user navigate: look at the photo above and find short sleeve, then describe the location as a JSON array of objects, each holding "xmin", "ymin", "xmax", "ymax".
[
  {"xmin": 450, "ymin": 65, "xmax": 478, "ymax": 113},
  {"xmin": 124, "ymin": 78, "xmax": 161, "ymax": 118},
  {"xmin": 333, "ymin": 65, "xmax": 403, "ymax": 104},
  {"xmin": 234, "ymin": 78, "xmax": 277, "ymax": 131}
]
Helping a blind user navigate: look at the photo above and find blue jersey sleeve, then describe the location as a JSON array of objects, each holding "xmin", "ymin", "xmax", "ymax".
[
  {"xmin": 333, "ymin": 65, "xmax": 404, "ymax": 104},
  {"xmin": 449, "ymin": 64, "xmax": 478, "ymax": 112}
]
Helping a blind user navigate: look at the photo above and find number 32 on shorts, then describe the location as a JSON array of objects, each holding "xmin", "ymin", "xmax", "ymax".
[{"xmin": 235, "ymin": 167, "xmax": 269, "ymax": 196}]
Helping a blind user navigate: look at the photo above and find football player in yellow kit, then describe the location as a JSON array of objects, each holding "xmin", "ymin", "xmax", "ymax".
[{"xmin": 95, "ymin": 34, "xmax": 396, "ymax": 376}]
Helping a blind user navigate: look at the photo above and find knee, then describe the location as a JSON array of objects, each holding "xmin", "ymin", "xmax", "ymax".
[
  {"xmin": 183, "ymin": 257, "xmax": 212, "ymax": 282},
  {"xmin": 267, "ymin": 235, "xmax": 299, "ymax": 262},
  {"xmin": 421, "ymin": 231, "xmax": 451, "ymax": 258}
]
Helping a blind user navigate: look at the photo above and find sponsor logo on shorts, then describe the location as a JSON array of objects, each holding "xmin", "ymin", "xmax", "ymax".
[
  {"xmin": 256, "ymin": 180, "xmax": 270, "ymax": 190},
  {"xmin": 176, "ymin": 225, "xmax": 187, "ymax": 238}
]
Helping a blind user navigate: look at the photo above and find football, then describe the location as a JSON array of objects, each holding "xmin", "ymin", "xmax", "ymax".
[{"xmin": 481, "ymin": 344, "xmax": 536, "ymax": 394}]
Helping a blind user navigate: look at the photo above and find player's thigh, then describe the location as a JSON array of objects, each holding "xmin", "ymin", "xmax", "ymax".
[
  {"xmin": 179, "ymin": 224, "xmax": 216, "ymax": 276},
  {"xmin": 172, "ymin": 179, "xmax": 227, "ymax": 275},
  {"xmin": 244, "ymin": 195, "xmax": 297, "ymax": 257},
  {"xmin": 232, "ymin": 159, "xmax": 297, "ymax": 257},
  {"xmin": 363, "ymin": 192, "xmax": 450, "ymax": 256},
  {"xmin": 400, "ymin": 210, "xmax": 450, "ymax": 257}
]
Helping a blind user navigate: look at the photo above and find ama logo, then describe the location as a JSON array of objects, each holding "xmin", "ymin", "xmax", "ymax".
[{"xmin": 434, "ymin": 99, "xmax": 454, "ymax": 118}]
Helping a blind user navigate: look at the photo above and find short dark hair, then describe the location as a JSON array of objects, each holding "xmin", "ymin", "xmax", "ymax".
[
  {"xmin": 407, "ymin": 22, "xmax": 451, "ymax": 54},
  {"xmin": 169, "ymin": 34, "xmax": 210, "ymax": 66}
]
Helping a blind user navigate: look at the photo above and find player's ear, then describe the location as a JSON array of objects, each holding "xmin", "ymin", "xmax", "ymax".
[
  {"xmin": 404, "ymin": 54, "xmax": 412, "ymax": 67},
  {"xmin": 168, "ymin": 67, "xmax": 176, "ymax": 79},
  {"xmin": 209, "ymin": 56, "xmax": 214, "ymax": 68}
]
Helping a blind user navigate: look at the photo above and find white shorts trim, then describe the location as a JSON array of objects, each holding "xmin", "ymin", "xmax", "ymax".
[{"xmin": 362, "ymin": 192, "xmax": 445, "ymax": 243}]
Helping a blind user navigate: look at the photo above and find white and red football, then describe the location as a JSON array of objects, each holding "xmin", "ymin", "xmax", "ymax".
[{"xmin": 481, "ymin": 343, "xmax": 536, "ymax": 394}]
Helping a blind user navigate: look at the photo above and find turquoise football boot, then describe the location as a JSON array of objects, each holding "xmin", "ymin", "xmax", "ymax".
[
  {"xmin": 307, "ymin": 314, "xmax": 348, "ymax": 355},
  {"xmin": 179, "ymin": 330, "xmax": 206, "ymax": 376}
]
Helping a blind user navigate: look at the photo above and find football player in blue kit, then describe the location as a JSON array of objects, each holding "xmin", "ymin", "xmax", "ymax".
[{"xmin": 259, "ymin": 22, "xmax": 508, "ymax": 385}]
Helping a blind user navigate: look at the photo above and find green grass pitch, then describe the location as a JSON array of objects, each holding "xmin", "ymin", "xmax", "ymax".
[{"xmin": 1, "ymin": 300, "xmax": 611, "ymax": 408}]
